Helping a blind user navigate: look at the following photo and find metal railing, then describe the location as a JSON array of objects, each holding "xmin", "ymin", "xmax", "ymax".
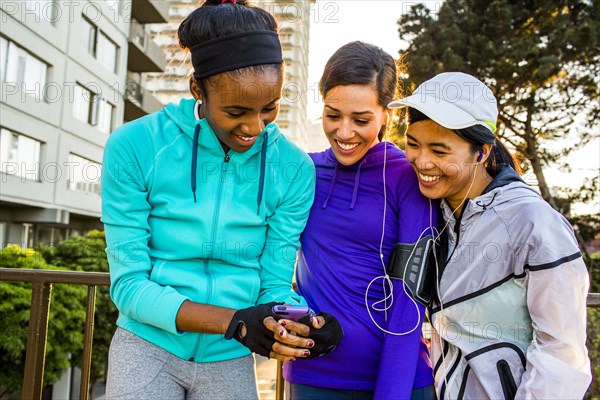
[
  {"xmin": 590, "ymin": 293, "xmax": 600, "ymax": 307},
  {"xmin": 0, "ymin": 268, "xmax": 110, "ymax": 400},
  {"xmin": 0, "ymin": 268, "xmax": 598, "ymax": 400}
]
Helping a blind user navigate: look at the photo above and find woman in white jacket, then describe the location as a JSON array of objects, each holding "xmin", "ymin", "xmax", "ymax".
[{"xmin": 389, "ymin": 72, "xmax": 591, "ymax": 399}]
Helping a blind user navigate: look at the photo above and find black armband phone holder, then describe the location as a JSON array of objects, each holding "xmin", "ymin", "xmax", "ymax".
[{"xmin": 387, "ymin": 235, "xmax": 436, "ymax": 307}]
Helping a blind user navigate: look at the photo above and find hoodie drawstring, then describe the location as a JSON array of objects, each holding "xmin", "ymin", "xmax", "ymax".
[
  {"xmin": 191, "ymin": 123, "xmax": 201, "ymax": 202},
  {"xmin": 257, "ymin": 131, "xmax": 268, "ymax": 214},
  {"xmin": 321, "ymin": 158, "xmax": 367, "ymax": 210},
  {"xmin": 476, "ymin": 192, "xmax": 498, "ymax": 210},
  {"xmin": 322, "ymin": 163, "xmax": 340, "ymax": 209},
  {"xmin": 191, "ymin": 123, "xmax": 268, "ymax": 215},
  {"xmin": 350, "ymin": 158, "xmax": 367, "ymax": 210}
]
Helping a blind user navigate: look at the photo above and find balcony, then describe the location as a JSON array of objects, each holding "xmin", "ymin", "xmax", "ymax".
[
  {"xmin": 127, "ymin": 19, "xmax": 166, "ymax": 73},
  {"xmin": 130, "ymin": 0, "xmax": 168, "ymax": 24},
  {"xmin": 124, "ymin": 80, "xmax": 164, "ymax": 122},
  {"xmin": 145, "ymin": 77, "xmax": 190, "ymax": 93}
]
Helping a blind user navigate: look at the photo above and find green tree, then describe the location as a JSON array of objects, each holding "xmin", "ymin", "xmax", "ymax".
[
  {"xmin": 555, "ymin": 176, "xmax": 600, "ymax": 268},
  {"xmin": 587, "ymin": 310, "xmax": 600, "ymax": 398},
  {"xmin": 396, "ymin": 0, "xmax": 599, "ymax": 210},
  {"xmin": 386, "ymin": 114, "xmax": 406, "ymax": 150},
  {"xmin": 39, "ymin": 231, "xmax": 116, "ymax": 395},
  {"xmin": 397, "ymin": 2, "xmax": 600, "ymax": 396},
  {"xmin": 585, "ymin": 252, "xmax": 599, "ymax": 400},
  {"xmin": 0, "ymin": 246, "xmax": 86, "ymax": 398},
  {"xmin": 554, "ymin": 179, "xmax": 600, "ymax": 399}
]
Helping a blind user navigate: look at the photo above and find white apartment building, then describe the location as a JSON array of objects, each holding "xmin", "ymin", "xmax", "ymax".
[
  {"xmin": 146, "ymin": 0, "xmax": 315, "ymax": 148},
  {"xmin": 0, "ymin": 0, "xmax": 167, "ymax": 247},
  {"xmin": 304, "ymin": 117, "xmax": 329, "ymax": 153}
]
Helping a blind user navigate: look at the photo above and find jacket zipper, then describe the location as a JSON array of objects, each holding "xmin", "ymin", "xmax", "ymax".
[
  {"xmin": 437, "ymin": 203, "xmax": 468, "ymax": 398},
  {"xmin": 191, "ymin": 153, "xmax": 230, "ymax": 361},
  {"xmin": 438, "ymin": 200, "xmax": 469, "ymax": 287},
  {"xmin": 434, "ymin": 340, "xmax": 450, "ymax": 375},
  {"xmin": 456, "ymin": 364, "xmax": 472, "ymax": 399},
  {"xmin": 439, "ymin": 348, "xmax": 462, "ymax": 400}
]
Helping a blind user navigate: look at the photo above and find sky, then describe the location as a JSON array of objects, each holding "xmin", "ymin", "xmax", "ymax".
[
  {"xmin": 305, "ymin": 0, "xmax": 428, "ymax": 119},
  {"xmin": 303, "ymin": 1, "xmax": 598, "ymax": 212}
]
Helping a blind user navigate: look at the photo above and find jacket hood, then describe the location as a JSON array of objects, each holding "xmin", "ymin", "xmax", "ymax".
[
  {"xmin": 481, "ymin": 166, "xmax": 525, "ymax": 195},
  {"xmin": 313, "ymin": 142, "xmax": 403, "ymax": 210},
  {"xmin": 163, "ymin": 98, "xmax": 283, "ymax": 213},
  {"xmin": 163, "ymin": 98, "xmax": 282, "ymax": 159},
  {"xmin": 442, "ymin": 166, "xmax": 540, "ymax": 222}
]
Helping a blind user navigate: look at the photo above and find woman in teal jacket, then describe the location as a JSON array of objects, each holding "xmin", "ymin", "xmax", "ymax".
[{"xmin": 101, "ymin": 1, "xmax": 324, "ymax": 398}]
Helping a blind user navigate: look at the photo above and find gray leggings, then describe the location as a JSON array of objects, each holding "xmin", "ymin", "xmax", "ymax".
[{"xmin": 106, "ymin": 327, "xmax": 259, "ymax": 400}]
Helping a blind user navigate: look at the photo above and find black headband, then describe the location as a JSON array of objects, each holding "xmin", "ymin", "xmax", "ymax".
[{"xmin": 190, "ymin": 30, "xmax": 283, "ymax": 80}]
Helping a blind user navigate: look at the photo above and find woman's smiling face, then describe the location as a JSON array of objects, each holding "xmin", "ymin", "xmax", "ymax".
[
  {"xmin": 322, "ymin": 84, "xmax": 388, "ymax": 166},
  {"xmin": 405, "ymin": 120, "xmax": 482, "ymax": 210},
  {"xmin": 192, "ymin": 68, "xmax": 283, "ymax": 153}
]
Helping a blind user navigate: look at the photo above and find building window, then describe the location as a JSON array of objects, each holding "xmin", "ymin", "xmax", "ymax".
[
  {"xmin": 80, "ymin": 17, "xmax": 97, "ymax": 56},
  {"xmin": 24, "ymin": 0, "xmax": 57, "ymax": 23},
  {"xmin": 80, "ymin": 16, "xmax": 118, "ymax": 73},
  {"xmin": 0, "ymin": 128, "xmax": 42, "ymax": 181},
  {"xmin": 0, "ymin": 36, "xmax": 7, "ymax": 82},
  {"xmin": 97, "ymin": 95, "xmax": 114, "ymax": 133},
  {"xmin": 67, "ymin": 153, "xmax": 101, "ymax": 195},
  {"xmin": 0, "ymin": 36, "xmax": 48, "ymax": 101},
  {"xmin": 72, "ymin": 83, "xmax": 114, "ymax": 134},
  {"xmin": 68, "ymin": 229, "xmax": 86, "ymax": 238},
  {"xmin": 36, "ymin": 226, "xmax": 66, "ymax": 246},
  {"xmin": 279, "ymin": 109, "xmax": 290, "ymax": 120},
  {"xmin": 169, "ymin": 7, "xmax": 190, "ymax": 17},
  {"xmin": 73, "ymin": 83, "xmax": 93, "ymax": 124},
  {"xmin": 0, "ymin": 222, "xmax": 6, "ymax": 248},
  {"xmin": 95, "ymin": 97, "xmax": 114, "ymax": 134},
  {"xmin": 98, "ymin": 32, "xmax": 118, "ymax": 72},
  {"xmin": 22, "ymin": 223, "xmax": 35, "ymax": 249}
]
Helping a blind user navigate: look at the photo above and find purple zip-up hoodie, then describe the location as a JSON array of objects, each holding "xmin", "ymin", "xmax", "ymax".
[{"xmin": 284, "ymin": 142, "xmax": 435, "ymax": 399}]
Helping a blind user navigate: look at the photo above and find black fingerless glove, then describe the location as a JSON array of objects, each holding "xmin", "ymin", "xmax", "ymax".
[
  {"xmin": 298, "ymin": 311, "xmax": 343, "ymax": 360},
  {"xmin": 224, "ymin": 302, "xmax": 281, "ymax": 358}
]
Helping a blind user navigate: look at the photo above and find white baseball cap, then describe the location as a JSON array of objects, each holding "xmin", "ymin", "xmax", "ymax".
[{"xmin": 388, "ymin": 72, "xmax": 498, "ymax": 133}]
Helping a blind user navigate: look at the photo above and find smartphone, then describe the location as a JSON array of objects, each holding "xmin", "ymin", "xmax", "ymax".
[{"xmin": 272, "ymin": 305, "xmax": 314, "ymax": 323}]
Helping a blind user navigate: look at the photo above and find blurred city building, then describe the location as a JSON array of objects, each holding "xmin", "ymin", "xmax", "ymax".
[
  {"xmin": 304, "ymin": 118, "xmax": 329, "ymax": 153},
  {"xmin": 146, "ymin": 0, "xmax": 315, "ymax": 148},
  {"xmin": 0, "ymin": 0, "xmax": 167, "ymax": 247},
  {"xmin": 0, "ymin": 0, "xmax": 315, "ymax": 249}
]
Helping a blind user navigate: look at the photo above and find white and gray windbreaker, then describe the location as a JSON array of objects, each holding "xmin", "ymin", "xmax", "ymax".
[{"xmin": 430, "ymin": 168, "xmax": 591, "ymax": 399}]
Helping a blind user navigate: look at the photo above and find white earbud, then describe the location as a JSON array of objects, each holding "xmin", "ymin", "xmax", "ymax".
[{"xmin": 194, "ymin": 99, "xmax": 202, "ymax": 121}]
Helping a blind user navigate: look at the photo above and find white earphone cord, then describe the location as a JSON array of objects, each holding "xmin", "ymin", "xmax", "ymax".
[
  {"xmin": 432, "ymin": 165, "xmax": 479, "ymax": 398},
  {"xmin": 365, "ymin": 141, "xmax": 431, "ymax": 336},
  {"xmin": 364, "ymin": 152, "xmax": 479, "ymax": 397}
]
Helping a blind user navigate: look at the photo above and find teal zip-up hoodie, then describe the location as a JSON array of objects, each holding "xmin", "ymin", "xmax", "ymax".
[{"xmin": 101, "ymin": 98, "xmax": 315, "ymax": 362}]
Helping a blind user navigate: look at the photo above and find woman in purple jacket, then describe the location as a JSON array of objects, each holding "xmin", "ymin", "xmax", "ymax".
[{"xmin": 283, "ymin": 41, "xmax": 436, "ymax": 399}]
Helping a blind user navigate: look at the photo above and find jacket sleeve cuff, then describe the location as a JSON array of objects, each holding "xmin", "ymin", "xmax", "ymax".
[{"xmin": 135, "ymin": 286, "xmax": 190, "ymax": 335}]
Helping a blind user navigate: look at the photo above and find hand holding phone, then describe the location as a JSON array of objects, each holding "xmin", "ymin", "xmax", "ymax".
[
  {"xmin": 272, "ymin": 305, "xmax": 314, "ymax": 323},
  {"xmin": 271, "ymin": 306, "xmax": 343, "ymax": 359}
]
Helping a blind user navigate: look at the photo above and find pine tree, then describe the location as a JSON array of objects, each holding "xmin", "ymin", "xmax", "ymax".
[{"xmin": 396, "ymin": 0, "xmax": 599, "ymax": 208}]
